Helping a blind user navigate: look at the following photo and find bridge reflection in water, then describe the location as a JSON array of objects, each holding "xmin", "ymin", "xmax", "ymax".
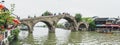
[{"xmin": 10, "ymin": 27, "xmax": 120, "ymax": 45}]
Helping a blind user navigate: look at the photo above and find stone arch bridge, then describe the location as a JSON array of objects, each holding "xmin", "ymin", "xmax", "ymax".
[{"xmin": 20, "ymin": 14, "xmax": 89, "ymax": 33}]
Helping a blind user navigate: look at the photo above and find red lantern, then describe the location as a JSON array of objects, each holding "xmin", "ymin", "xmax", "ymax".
[
  {"xmin": 13, "ymin": 19, "xmax": 21, "ymax": 24},
  {"xmin": 0, "ymin": 3, "xmax": 4, "ymax": 10}
]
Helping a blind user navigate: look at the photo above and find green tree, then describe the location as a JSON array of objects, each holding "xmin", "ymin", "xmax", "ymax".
[
  {"xmin": 42, "ymin": 11, "xmax": 53, "ymax": 16},
  {"xmin": 82, "ymin": 17, "xmax": 96, "ymax": 31},
  {"xmin": 0, "ymin": 11, "xmax": 15, "ymax": 29},
  {"xmin": 75, "ymin": 13, "xmax": 82, "ymax": 22},
  {"xmin": 89, "ymin": 20, "xmax": 96, "ymax": 31},
  {"xmin": 0, "ymin": 4, "xmax": 15, "ymax": 30},
  {"xmin": 82, "ymin": 17, "xmax": 92, "ymax": 22}
]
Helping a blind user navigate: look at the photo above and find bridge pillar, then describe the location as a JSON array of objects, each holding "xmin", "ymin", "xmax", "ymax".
[
  {"xmin": 29, "ymin": 28, "xmax": 33, "ymax": 33},
  {"xmin": 49, "ymin": 26, "xmax": 55, "ymax": 33},
  {"xmin": 29, "ymin": 25, "xmax": 33, "ymax": 33},
  {"xmin": 69, "ymin": 22, "xmax": 78, "ymax": 32},
  {"xmin": 71, "ymin": 27, "xmax": 78, "ymax": 32}
]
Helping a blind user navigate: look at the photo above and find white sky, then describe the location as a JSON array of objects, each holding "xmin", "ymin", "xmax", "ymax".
[{"xmin": 3, "ymin": 0, "xmax": 120, "ymax": 18}]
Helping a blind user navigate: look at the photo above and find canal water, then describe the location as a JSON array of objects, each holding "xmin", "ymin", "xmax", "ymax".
[{"xmin": 10, "ymin": 27, "xmax": 120, "ymax": 45}]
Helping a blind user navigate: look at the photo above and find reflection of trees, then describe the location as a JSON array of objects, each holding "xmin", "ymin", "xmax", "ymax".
[
  {"xmin": 68, "ymin": 32, "xmax": 83, "ymax": 44},
  {"xmin": 44, "ymin": 33, "xmax": 56, "ymax": 45}
]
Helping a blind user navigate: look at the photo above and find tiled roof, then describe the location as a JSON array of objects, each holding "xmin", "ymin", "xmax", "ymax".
[{"xmin": 94, "ymin": 18, "xmax": 108, "ymax": 21}]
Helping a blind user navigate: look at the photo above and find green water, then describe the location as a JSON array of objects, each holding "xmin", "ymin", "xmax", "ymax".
[{"xmin": 10, "ymin": 27, "xmax": 120, "ymax": 45}]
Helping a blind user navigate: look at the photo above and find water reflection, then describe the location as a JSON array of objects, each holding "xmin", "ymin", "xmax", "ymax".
[
  {"xmin": 44, "ymin": 33, "xmax": 56, "ymax": 45},
  {"xmin": 55, "ymin": 28, "xmax": 71, "ymax": 45},
  {"xmin": 18, "ymin": 31, "xmax": 34, "ymax": 45},
  {"xmin": 68, "ymin": 31, "xmax": 83, "ymax": 45},
  {"xmin": 10, "ymin": 27, "xmax": 120, "ymax": 45},
  {"xmin": 23, "ymin": 33, "xmax": 34, "ymax": 45},
  {"xmin": 33, "ymin": 27, "xmax": 48, "ymax": 45},
  {"xmin": 19, "ymin": 30, "xmax": 28, "ymax": 40}
]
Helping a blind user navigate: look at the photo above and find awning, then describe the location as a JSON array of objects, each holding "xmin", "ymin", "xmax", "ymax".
[
  {"xmin": 96, "ymin": 24, "xmax": 105, "ymax": 26},
  {"xmin": 96, "ymin": 24, "xmax": 120, "ymax": 28}
]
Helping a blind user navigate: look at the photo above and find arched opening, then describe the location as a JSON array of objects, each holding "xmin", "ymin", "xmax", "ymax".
[
  {"xmin": 33, "ymin": 21, "xmax": 54, "ymax": 33},
  {"xmin": 19, "ymin": 23, "xmax": 30, "ymax": 31},
  {"xmin": 33, "ymin": 21, "xmax": 52, "ymax": 43},
  {"xmin": 56, "ymin": 19, "xmax": 69, "ymax": 29},
  {"xmin": 33, "ymin": 22, "xmax": 49, "ymax": 33},
  {"xmin": 33, "ymin": 21, "xmax": 53, "ymax": 30},
  {"xmin": 56, "ymin": 18, "xmax": 72, "ymax": 33},
  {"xmin": 56, "ymin": 19, "xmax": 71, "ymax": 44},
  {"xmin": 78, "ymin": 23, "xmax": 87, "ymax": 31},
  {"xmin": 62, "ymin": 17, "xmax": 76, "ymax": 30},
  {"xmin": 56, "ymin": 16, "xmax": 76, "ymax": 31},
  {"xmin": 18, "ymin": 23, "xmax": 29, "ymax": 41}
]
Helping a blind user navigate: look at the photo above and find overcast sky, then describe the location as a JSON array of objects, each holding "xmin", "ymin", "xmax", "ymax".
[{"xmin": 4, "ymin": 0, "xmax": 120, "ymax": 18}]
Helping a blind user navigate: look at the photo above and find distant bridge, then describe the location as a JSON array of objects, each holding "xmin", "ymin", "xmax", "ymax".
[{"xmin": 20, "ymin": 14, "xmax": 89, "ymax": 33}]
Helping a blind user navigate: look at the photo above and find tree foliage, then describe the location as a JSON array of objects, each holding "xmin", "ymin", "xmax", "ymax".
[
  {"xmin": 8, "ymin": 28, "xmax": 20, "ymax": 42},
  {"xmin": 0, "ymin": 4, "xmax": 16, "ymax": 30},
  {"xmin": 82, "ymin": 17, "xmax": 96, "ymax": 30},
  {"xmin": 75, "ymin": 13, "xmax": 82, "ymax": 22},
  {"xmin": 42, "ymin": 11, "xmax": 53, "ymax": 16},
  {"xmin": 0, "ymin": 10, "xmax": 15, "ymax": 29},
  {"xmin": 82, "ymin": 17, "xmax": 92, "ymax": 23}
]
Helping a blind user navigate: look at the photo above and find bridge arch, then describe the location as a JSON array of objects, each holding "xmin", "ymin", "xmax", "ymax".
[
  {"xmin": 32, "ymin": 20, "xmax": 55, "ymax": 33},
  {"xmin": 18, "ymin": 23, "xmax": 31, "ymax": 31},
  {"xmin": 78, "ymin": 22, "xmax": 89, "ymax": 31},
  {"xmin": 20, "ymin": 14, "xmax": 80, "ymax": 33},
  {"xmin": 56, "ymin": 15, "xmax": 77, "ymax": 31}
]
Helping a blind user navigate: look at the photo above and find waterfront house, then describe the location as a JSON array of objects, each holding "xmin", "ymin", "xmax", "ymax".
[
  {"xmin": 95, "ymin": 18, "xmax": 108, "ymax": 28},
  {"xmin": 94, "ymin": 18, "xmax": 120, "ymax": 30}
]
